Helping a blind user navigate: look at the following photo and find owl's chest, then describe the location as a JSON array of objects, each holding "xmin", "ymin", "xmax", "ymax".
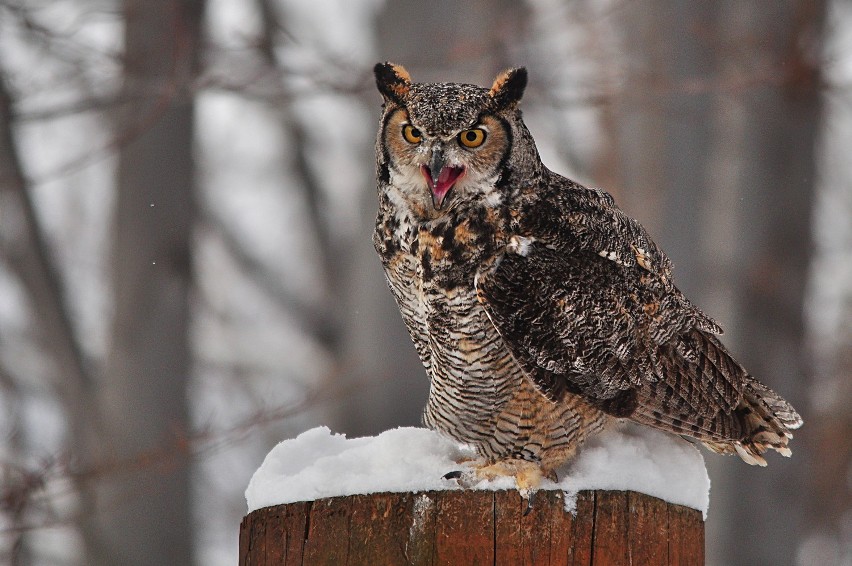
[
  {"xmin": 375, "ymin": 205, "xmax": 507, "ymax": 369},
  {"xmin": 375, "ymin": 206, "xmax": 504, "ymax": 293},
  {"xmin": 375, "ymin": 206, "xmax": 522, "ymax": 445}
]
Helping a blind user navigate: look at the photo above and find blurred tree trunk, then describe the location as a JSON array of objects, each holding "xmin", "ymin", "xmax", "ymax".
[
  {"xmin": 82, "ymin": 1, "xmax": 204, "ymax": 564},
  {"xmin": 600, "ymin": 2, "xmax": 825, "ymax": 565},
  {"xmin": 805, "ymin": 339, "xmax": 852, "ymax": 563},
  {"xmin": 719, "ymin": 5, "xmax": 824, "ymax": 565}
]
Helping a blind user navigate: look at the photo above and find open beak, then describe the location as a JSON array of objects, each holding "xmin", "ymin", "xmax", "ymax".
[{"xmin": 420, "ymin": 147, "xmax": 464, "ymax": 210}]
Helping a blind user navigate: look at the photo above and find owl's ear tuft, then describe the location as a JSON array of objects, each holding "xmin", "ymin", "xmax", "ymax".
[
  {"xmin": 489, "ymin": 67, "xmax": 527, "ymax": 110},
  {"xmin": 374, "ymin": 62, "xmax": 412, "ymax": 104}
]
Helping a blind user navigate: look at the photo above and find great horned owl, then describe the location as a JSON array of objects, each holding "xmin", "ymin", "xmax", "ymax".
[{"xmin": 372, "ymin": 62, "xmax": 801, "ymax": 494}]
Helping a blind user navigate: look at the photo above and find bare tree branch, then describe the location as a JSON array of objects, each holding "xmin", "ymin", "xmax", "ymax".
[
  {"xmin": 199, "ymin": 212, "xmax": 337, "ymax": 348},
  {"xmin": 0, "ymin": 68, "xmax": 94, "ymax": 442}
]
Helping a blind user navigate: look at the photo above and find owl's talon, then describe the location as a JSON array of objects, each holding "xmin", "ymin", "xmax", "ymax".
[{"xmin": 443, "ymin": 470, "xmax": 463, "ymax": 480}]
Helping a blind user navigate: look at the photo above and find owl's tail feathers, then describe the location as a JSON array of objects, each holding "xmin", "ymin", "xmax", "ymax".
[{"xmin": 702, "ymin": 379, "xmax": 803, "ymax": 466}]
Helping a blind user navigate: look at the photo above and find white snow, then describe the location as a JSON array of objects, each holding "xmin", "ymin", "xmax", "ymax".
[{"xmin": 246, "ymin": 424, "xmax": 710, "ymax": 519}]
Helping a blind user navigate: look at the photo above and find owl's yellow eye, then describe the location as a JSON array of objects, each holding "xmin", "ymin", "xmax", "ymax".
[
  {"xmin": 458, "ymin": 128, "xmax": 486, "ymax": 148},
  {"xmin": 402, "ymin": 124, "xmax": 422, "ymax": 144}
]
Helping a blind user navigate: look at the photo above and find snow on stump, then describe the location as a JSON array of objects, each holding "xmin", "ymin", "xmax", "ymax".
[
  {"xmin": 241, "ymin": 426, "xmax": 710, "ymax": 565},
  {"xmin": 239, "ymin": 489, "xmax": 704, "ymax": 565}
]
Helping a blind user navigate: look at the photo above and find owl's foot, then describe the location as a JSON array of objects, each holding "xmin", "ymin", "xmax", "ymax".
[{"xmin": 443, "ymin": 459, "xmax": 551, "ymax": 515}]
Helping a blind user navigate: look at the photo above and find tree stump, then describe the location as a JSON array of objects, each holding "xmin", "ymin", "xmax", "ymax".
[{"xmin": 239, "ymin": 489, "xmax": 704, "ymax": 565}]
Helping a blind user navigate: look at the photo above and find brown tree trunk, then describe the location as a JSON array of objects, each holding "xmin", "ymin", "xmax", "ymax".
[
  {"xmin": 240, "ymin": 490, "xmax": 704, "ymax": 565},
  {"xmin": 82, "ymin": 1, "xmax": 204, "ymax": 564}
]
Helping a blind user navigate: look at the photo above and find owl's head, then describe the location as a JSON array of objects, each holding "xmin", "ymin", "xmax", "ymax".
[{"xmin": 374, "ymin": 62, "xmax": 537, "ymax": 217}]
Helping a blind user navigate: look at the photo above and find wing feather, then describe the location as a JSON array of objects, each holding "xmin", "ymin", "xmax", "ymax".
[{"xmin": 477, "ymin": 182, "xmax": 744, "ymax": 429}]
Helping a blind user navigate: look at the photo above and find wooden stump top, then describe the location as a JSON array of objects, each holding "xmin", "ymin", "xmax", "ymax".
[{"xmin": 239, "ymin": 489, "xmax": 703, "ymax": 566}]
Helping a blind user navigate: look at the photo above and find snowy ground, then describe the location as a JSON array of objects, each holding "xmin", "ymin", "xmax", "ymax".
[{"xmin": 246, "ymin": 424, "xmax": 710, "ymax": 518}]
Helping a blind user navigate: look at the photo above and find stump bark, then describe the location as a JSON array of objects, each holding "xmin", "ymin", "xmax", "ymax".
[{"xmin": 239, "ymin": 489, "xmax": 704, "ymax": 565}]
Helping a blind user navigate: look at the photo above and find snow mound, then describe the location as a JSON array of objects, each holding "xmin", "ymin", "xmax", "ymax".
[{"xmin": 246, "ymin": 424, "xmax": 710, "ymax": 518}]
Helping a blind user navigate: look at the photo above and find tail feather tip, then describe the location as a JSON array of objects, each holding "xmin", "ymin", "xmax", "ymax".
[{"xmin": 735, "ymin": 443, "xmax": 768, "ymax": 467}]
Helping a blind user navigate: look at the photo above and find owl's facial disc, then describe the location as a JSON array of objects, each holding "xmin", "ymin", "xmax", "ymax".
[{"xmin": 420, "ymin": 148, "xmax": 464, "ymax": 209}]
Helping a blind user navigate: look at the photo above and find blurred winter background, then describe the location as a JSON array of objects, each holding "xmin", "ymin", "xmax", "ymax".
[{"xmin": 0, "ymin": 0, "xmax": 849, "ymax": 565}]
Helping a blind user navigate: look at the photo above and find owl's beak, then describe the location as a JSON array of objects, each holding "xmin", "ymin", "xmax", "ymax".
[{"xmin": 421, "ymin": 148, "xmax": 464, "ymax": 210}]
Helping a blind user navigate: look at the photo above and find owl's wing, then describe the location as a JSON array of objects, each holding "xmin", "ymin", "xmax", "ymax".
[{"xmin": 476, "ymin": 184, "xmax": 744, "ymax": 433}]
